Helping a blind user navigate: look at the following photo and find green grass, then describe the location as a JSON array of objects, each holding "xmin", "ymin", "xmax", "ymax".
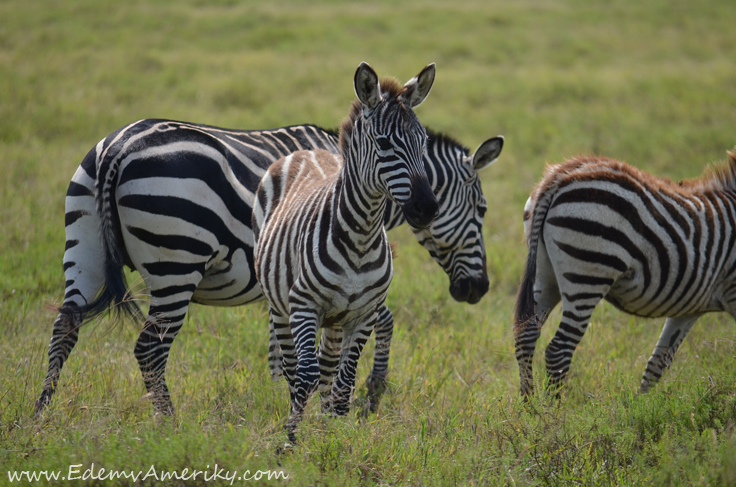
[{"xmin": 3, "ymin": 0, "xmax": 736, "ymax": 485}]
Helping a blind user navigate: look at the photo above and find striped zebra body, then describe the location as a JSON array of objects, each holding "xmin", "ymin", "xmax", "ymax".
[
  {"xmin": 515, "ymin": 151, "xmax": 736, "ymax": 398},
  {"xmin": 35, "ymin": 80, "xmax": 502, "ymax": 419},
  {"xmin": 253, "ymin": 62, "xmax": 438, "ymax": 439}
]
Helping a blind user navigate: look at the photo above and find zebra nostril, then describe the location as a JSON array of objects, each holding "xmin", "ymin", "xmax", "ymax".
[{"xmin": 413, "ymin": 202, "xmax": 424, "ymax": 216}]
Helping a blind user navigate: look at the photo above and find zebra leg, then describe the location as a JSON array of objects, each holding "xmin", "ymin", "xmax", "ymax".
[
  {"xmin": 514, "ymin": 239, "xmax": 560, "ymax": 398},
  {"xmin": 544, "ymin": 292, "xmax": 605, "ymax": 395},
  {"xmin": 640, "ymin": 314, "xmax": 702, "ymax": 393},
  {"xmin": 268, "ymin": 315, "xmax": 284, "ymax": 380},
  {"xmin": 284, "ymin": 311, "xmax": 321, "ymax": 441},
  {"xmin": 331, "ymin": 314, "xmax": 376, "ymax": 416},
  {"xmin": 365, "ymin": 304, "xmax": 392, "ymax": 411},
  {"xmin": 317, "ymin": 328, "xmax": 343, "ymax": 413},
  {"xmin": 35, "ymin": 307, "xmax": 83, "ymax": 417},
  {"xmin": 133, "ymin": 290, "xmax": 197, "ymax": 416},
  {"xmin": 36, "ymin": 163, "xmax": 106, "ymax": 417}
]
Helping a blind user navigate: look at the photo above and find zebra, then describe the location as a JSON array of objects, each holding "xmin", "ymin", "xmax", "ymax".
[
  {"xmin": 33, "ymin": 85, "xmax": 503, "ymax": 420},
  {"xmin": 514, "ymin": 149, "xmax": 736, "ymax": 398},
  {"xmin": 268, "ymin": 128, "xmax": 503, "ymax": 410},
  {"xmin": 253, "ymin": 61, "xmax": 438, "ymax": 440}
]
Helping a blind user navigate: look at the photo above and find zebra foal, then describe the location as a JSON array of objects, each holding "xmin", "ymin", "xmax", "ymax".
[
  {"xmin": 253, "ymin": 62, "xmax": 437, "ymax": 439},
  {"xmin": 515, "ymin": 149, "xmax": 736, "ymax": 397}
]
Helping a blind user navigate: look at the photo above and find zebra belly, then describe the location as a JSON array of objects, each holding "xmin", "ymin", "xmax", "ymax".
[{"xmin": 192, "ymin": 247, "xmax": 264, "ymax": 306}]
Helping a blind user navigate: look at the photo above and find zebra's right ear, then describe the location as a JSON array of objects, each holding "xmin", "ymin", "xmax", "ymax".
[
  {"xmin": 471, "ymin": 136, "xmax": 504, "ymax": 171},
  {"xmin": 354, "ymin": 62, "xmax": 382, "ymax": 112}
]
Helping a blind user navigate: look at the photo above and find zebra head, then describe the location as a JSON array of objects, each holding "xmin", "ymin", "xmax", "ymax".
[
  {"xmin": 348, "ymin": 62, "xmax": 439, "ymax": 229},
  {"xmin": 412, "ymin": 134, "xmax": 504, "ymax": 304}
]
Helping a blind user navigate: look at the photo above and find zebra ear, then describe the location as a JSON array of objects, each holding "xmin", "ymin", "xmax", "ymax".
[
  {"xmin": 354, "ymin": 62, "xmax": 382, "ymax": 112},
  {"xmin": 401, "ymin": 63, "xmax": 436, "ymax": 108},
  {"xmin": 471, "ymin": 136, "xmax": 504, "ymax": 171}
]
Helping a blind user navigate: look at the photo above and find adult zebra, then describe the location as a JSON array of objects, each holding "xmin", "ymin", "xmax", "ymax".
[
  {"xmin": 254, "ymin": 62, "xmax": 438, "ymax": 439},
  {"xmin": 34, "ymin": 81, "xmax": 503, "ymax": 419},
  {"xmin": 514, "ymin": 150, "xmax": 736, "ymax": 398}
]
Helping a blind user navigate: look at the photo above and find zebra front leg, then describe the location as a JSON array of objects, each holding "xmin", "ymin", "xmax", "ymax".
[
  {"xmin": 133, "ymin": 301, "xmax": 192, "ymax": 417},
  {"xmin": 284, "ymin": 311, "xmax": 321, "ymax": 442},
  {"xmin": 365, "ymin": 305, "xmax": 393, "ymax": 411},
  {"xmin": 317, "ymin": 328, "xmax": 342, "ymax": 413},
  {"xmin": 35, "ymin": 307, "xmax": 83, "ymax": 417},
  {"xmin": 640, "ymin": 314, "xmax": 702, "ymax": 393},
  {"xmin": 331, "ymin": 314, "xmax": 376, "ymax": 416}
]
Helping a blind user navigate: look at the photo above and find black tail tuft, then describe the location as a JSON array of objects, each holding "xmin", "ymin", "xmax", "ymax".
[{"xmin": 76, "ymin": 256, "xmax": 143, "ymax": 324}]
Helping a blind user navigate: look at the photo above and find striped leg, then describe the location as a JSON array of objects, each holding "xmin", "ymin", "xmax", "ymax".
[
  {"xmin": 331, "ymin": 313, "xmax": 376, "ymax": 416},
  {"xmin": 317, "ymin": 328, "xmax": 343, "ymax": 413},
  {"xmin": 268, "ymin": 315, "xmax": 284, "ymax": 380},
  {"xmin": 365, "ymin": 304, "xmax": 393, "ymax": 410},
  {"xmin": 515, "ymin": 241, "xmax": 560, "ymax": 398},
  {"xmin": 36, "ymin": 165, "xmax": 105, "ymax": 417},
  {"xmin": 640, "ymin": 314, "xmax": 702, "ymax": 393},
  {"xmin": 133, "ymin": 285, "xmax": 198, "ymax": 416},
  {"xmin": 544, "ymin": 291, "xmax": 605, "ymax": 394},
  {"xmin": 284, "ymin": 310, "xmax": 321, "ymax": 441}
]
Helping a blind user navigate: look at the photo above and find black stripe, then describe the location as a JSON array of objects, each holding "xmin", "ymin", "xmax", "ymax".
[
  {"xmin": 126, "ymin": 226, "xmax": 213, "ymax": 256},
  {"xmin": 142, "ymin": 261, "xmax": 204, "ymax": 276},
  {"xmin": 65, "ymin": 210, "xmax": 88, "ymax": 227},
  {"xmin": 563, "ymin": 273, "xmax": 614, "ymax": 286},
  {"xmin": 554, "ymin": 240, "xmax": 627, "ymax": 272},
  {"xmin": 66, "ymin": 181, "xmax": 93, "ymax": 197}
]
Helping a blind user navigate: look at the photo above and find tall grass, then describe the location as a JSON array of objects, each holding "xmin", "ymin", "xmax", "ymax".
[{"xmin": 2, "ymin": 0, "xmax": 736, "ymax": 485}]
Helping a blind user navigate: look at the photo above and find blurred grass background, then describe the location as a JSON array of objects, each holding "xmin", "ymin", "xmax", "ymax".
[{"xmin": 2, "ymin": 0, "xmax": 736, "ymax": 485}]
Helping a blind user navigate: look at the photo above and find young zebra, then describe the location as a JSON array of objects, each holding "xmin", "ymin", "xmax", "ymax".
[
  {"xmin": 515, "ymin": 149, "xmax": 736, "ymax": 397},
  {"xmin": 34, "ymin": 86, "xmax": 502, "ymax": 419},
  {"xmin": 253, "ymin": 62, "xmax": 437, "ymax": 439}
]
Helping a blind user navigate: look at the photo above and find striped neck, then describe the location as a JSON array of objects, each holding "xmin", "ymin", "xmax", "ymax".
[{"xmin": 333, "ymin": 118, "xmax": 387, "ymax": 254}]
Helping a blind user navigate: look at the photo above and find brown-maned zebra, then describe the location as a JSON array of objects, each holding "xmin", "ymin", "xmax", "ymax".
[
  {"xmin": 515, "ymin": 149, "xmax": 736, "ymax": 397},
  {"xmin": 253, "ymin": 62, "xmax": 438, "ymax": 440}
]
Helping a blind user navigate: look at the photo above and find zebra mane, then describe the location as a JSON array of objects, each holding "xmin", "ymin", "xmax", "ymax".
[
  {"xmin": 678, "ymin": 148, "xmax": 736, "ymax": 192},
  {"xmin": 338, "ymin": 77, "xmax": 409, "ymax": 155},
  {"xmin": 426, "ymin": 128, "xmax": 470, "ymax": 156}
]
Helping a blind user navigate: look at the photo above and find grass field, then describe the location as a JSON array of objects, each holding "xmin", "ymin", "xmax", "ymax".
[{"xmin": 2, "ymin": 0, "xmax": 736, "ymax": 485}]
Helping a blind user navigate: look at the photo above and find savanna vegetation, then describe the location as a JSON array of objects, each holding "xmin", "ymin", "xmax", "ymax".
[{"xmin": 2, "ymin": 0, "xmax": 736, "ymax": 485}]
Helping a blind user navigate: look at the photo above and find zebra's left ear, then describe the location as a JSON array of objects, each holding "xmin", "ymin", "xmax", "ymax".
[
  {"xmin": 401, "ymin": 63, "xmax": 436, "ymax": 108},
  {"xmin": 354, "ymin": 62, "xmax": 382, "ymax": 112},
  {"xmin": 471, "ymin": 136, "xmax": 504, "ymax": 171}
]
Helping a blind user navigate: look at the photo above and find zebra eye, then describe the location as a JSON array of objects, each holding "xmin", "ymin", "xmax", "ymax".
[
  {"xmin": 478, "ymin": 205, "xmax": 487, "ymax": 218},
  {"xmin": 376, "ymin": 136, "xmax": 392, "ymax": 151}
]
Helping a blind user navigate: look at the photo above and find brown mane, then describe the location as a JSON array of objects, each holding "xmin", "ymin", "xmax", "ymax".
[
  {"xmin": 542, "ymin": 149, "xmax": 736, "ymax": 197},
  {"xmin": 677, "ymin": 148, "xmax": 736, "ymax": 192},
  {"xmin": 338, "ymin": 77, "xmax": 408, "ymax": 155}
]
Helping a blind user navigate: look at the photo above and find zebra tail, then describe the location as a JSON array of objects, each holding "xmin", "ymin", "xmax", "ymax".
[
  {"xmin": 513, "ymin": 175, "xmax": 559, "ymax": 333},
  {"xmin": 78, "ymin": 146, "xmax": 143, "ymax": 324}
]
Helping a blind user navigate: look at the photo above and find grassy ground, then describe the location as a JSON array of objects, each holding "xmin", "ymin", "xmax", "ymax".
[{"xmin": 2, "ymin": 0, "xmax": 736, "ymax": 485}]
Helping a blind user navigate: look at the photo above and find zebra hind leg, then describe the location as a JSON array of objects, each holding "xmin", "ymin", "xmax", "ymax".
[
  {"xmin": 34, "ymin": 306, "xmax": 83, "ymax": 417},
  {"xmin": 365, "ymin": 304, "xmax": 393, "ymax": 412},
  {"xmin": 544, "ymin": 292, "xmax": 605, "ymax": 397},
  {"xmin": 640, "ymin": 314, "xmax": 702, "ymax": 394},
  {"xmin": 133, "ymin": 303, "xmax": 192, "ymax": 417}
]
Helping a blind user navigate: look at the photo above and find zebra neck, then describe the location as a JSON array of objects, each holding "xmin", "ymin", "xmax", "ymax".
[{"xmin": 333, "ymin": 159, "xmax": 387, "ymax": 255}]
